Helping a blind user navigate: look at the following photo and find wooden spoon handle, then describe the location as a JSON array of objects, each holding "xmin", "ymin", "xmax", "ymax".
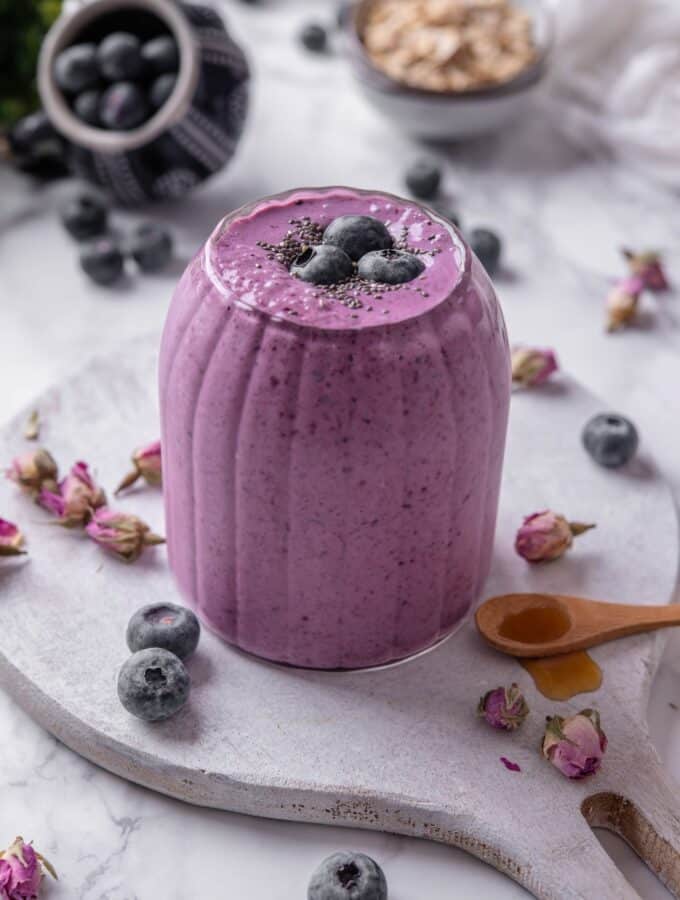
[{"xmin": 575, "ymin": 601, "xmax": 680, "ymax": 644}]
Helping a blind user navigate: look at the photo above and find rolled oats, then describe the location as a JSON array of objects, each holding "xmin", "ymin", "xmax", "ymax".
[{"xmin": 362, "ymin": 0, "xmax": 537, "ymax": 93}]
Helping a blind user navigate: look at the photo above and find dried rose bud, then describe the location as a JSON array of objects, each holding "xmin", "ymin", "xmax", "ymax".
[
  {"xmin": 515, "ymin": 510, "xmax": 595, "ymax": 563},
  {"xmin": 606, "ymin": 275, "xmax": 645, "ymax": 332},
  {"xmin": 115, "ymin": 439, "xmax": 162, "ymax": 494},
  {"xmin": 0, "ymin": 518, "xmax": 26, "ymax": 557},
  {"xmin": 85, "ymin": 507, "xmax": 165, "ymax": 563},
  {"xmin": 622, "ymin": 249, "xmax": 669, "ymax": 292},
  {"xmin": 542, "ymin": 709, "xmax": 607, "ymax": 779},
  {"xmin": 6, "ymin": 448, "xmax": 59, "ymax": 499},
  {"xmin": 511, "ymin": 347, "xmax": 558, "ymax": 387},
  {"xmin": 24, "ymin": 410, "xmax": 41, "ymax": 441},
  {"xmin": 0, "ymin": 836, "xmax": 57, "ymax": 897},
  {"xmin": 39, "ymin": 461, "xmax": 106, "ymax": 528},
  {"xmin": 478, "ymin": 683, "xmax": 529, "ymax": 731}
]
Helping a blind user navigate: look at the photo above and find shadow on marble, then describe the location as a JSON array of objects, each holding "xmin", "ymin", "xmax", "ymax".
[
  {"xmin": 146, "ymin": 701, "xmax": 204, "ymax": 745},
  {"xmin": 0, "ymin": 557, "xmax": 30, "ymax": 589},
  {"xmin": 186, "ymin": 649, "xmax": 215, "ymax": 690},
  {"xmin": 512, "ymin": 380, "xmax": 572, "ymax": 399},
  {"xmin": 494, "ymin": 264, "xmax": 521, "ymax": 285},
  {"xmin": 426, "ymin": 116, "xmax": 589, "ymax": 178},
  {"xmin": 620, "ymin": 454, "xmax": 659, "ymax": 482}
]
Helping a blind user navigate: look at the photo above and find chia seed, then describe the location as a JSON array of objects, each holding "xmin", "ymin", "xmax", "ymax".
[{"xmin": 256, "ymin": 216, "xmax": 440, "ymax": 312}]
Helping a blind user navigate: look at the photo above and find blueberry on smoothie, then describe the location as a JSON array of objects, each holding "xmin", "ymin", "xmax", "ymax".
[
  {"xmin": 127, "ymin": 602, "xmax": 200, "ymax": 659},
  {"xmin": 54, "ymin": 43, "xmax": 99, "ymax": 94},
  {"xmin": 141, "ymin": 35, "xmax": 179, "ymax": 75},
  {"xmin": 582, "ymin": 413, "xmax": 639, "ymax": 468},
  {"xmin": 149, "ymin": 73, "xmax": 177, "ymax": 110},
  {"xmin": 291, "ymin": 245, "xmax": 353, "ymax": 285},
  {"xmin": 405, "ymin": 159, "xmax": 441, "ymax": 199},
  {"xmin": 80, "ymin": 237, "xmax": 124, "ymax": 285},
  {"xmin": 469, "ymin": 228, "xmax": 502, "ymax": 277},
  {"xmin": 300, "ymin": 23, "xmax": 328, "ymax": 53},
  {"xmin": 323, "ymin": 215, "xmax": 393, "ymax": 261},
  {"xmin": 100, "ymin": 82, "xmax": 149, "ymax": 130},
  {"xmin": 118, "ymin": 648, "xmax": 190, "ymax": 722},
  {"xmin": 61, "ymin": 193, "xmax": 108, "ymax": 241},
  {"xmin": 308, "ymin": 852, "xmax": 387, "ymax": 900},
  {"xmin": 358, "ymin": 249, "xmax": 424, "ymax": 285},
  {"xmin": 97, "ymin": 32, "xmax": 144, "ymax": 81},
  {"xmin": 74, "ymin": 89, "xmax": 102, "ymax": 127},
  {"xmin": 127, "ymin": 223, "xmax": 174, "ymax": 272}
]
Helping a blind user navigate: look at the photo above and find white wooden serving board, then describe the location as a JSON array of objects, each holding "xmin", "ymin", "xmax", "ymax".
[{"xmin": 1, "ymin": 336, "xmax": 679, "ymax": 900}]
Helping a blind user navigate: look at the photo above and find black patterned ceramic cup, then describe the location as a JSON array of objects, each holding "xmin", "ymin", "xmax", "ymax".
[{"xmin": 38, "ymin": 0, "xmax": 249, "ymax": 205}]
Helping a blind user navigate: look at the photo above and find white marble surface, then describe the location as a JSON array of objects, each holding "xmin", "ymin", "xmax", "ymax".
[{"xmin": 1, "ymin": 1, "xmax": 680, "ymax": 897}]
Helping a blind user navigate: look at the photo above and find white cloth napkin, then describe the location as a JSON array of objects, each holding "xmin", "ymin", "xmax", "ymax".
[{"xmin": 545, "ymin": 0, "xmax": 680, "ymax": 186}]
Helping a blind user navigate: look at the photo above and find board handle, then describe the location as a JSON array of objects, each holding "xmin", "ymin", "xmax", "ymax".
[
  {"xmin": 582, "ymin": 745, "xmax": 680, "ymax": 898},
  {"xmin": 487, "ymin": 824, "xmax": 642, "ymax": 900},
  {"xmin": 409, "ymin": 802, "xmax": 641, "ymax": 899}
]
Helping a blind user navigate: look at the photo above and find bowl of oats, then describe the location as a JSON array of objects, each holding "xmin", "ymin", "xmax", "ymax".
[{"xmin": 345, "ymin": 0, "xmax": 553, "ymax": 140}]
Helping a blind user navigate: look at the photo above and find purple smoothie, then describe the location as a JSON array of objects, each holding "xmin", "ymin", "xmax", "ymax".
[{"xmin": 160, "ymin": 187, "xmax": 510, "ymax": 669}]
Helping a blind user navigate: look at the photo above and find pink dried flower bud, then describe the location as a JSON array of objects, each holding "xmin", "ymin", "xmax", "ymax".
[
  {"xmin": 478, "ymin": 683, "xmax": 529, "ymax": 731},
  {"xmin": 6, "ymin": 448, "xmax": 59, "ymax": 499},
  {"xmin": 542, "ymin": 709, "xmax": 607, "ymax": 779},
  {"xmin": 511, "ymin": 347, "xmax": 558, "ymax": 387},
  {"xmin": 0, "ymin": 836, "xmax": 57, "ymax": 898},
  {"xmin": 115, "ymin": 440, "xmax": 162, "ymax": 494},
  {"xmin": 0, "ymin": 518, "xmax": 26, "ymax": 557},
  {"xmin": 515, "ymin": 510, "xmax": 595, "ymax": 563},
  {"xmin": 606, "ymin": 275, "xmax": 645, "ymax": 332},
  {"xmin": 39, "ymin": 461, "xmax": 106, "ymax": 528},
  {"xmin": 622, "ymin": 249, "xmax": 669, "ymax": 292},
  {"xmin": 85, "ymin": 507, "xmax": 166, "ymax": 563}
]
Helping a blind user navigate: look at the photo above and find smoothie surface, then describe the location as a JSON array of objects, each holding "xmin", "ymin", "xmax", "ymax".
[{"xmin": 206, "ymin": 187, "xmax": 465, "ymax": 329}]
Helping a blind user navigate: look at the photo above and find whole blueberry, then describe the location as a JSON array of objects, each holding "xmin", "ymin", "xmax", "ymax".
[
  {"xmin": 358, "ymin": 249, "xmax": 425, "ymax": 285},
  {"xmin": 100, "ymin": 82, "xmax": 149, "ymax": 130},
  {"xmin": 300, "ymin": 23, "xmax": 328, "ymax": 53},
  {"xmin": 97, "ymin": 32, "xmax": 144, "ymax": 81},
  {"xmin": 149, "ymin": 73, "xmax": 177, "ymax": 110},
  {"xmin": 291, "ymin": 245, "xmax": 353, "ymax": 285},
  {"xmin": 118, "ymin": 648, "xmax": 190, "ymax": 722},
  {"xmin": 582, "ymin": 413, "xmax": 639, "ymax": 468},
  {"xmin": 8, "ymin": 113, "xmax": 67, "ymax": 180},
  {"xmin": 405, "ymin": 159, "xmax": 441, "ymax": 199},
  {"xmin": 141, "ymin": 35, "xmax": 179, "ymax": 75},
  {"xmin": 127, "ymin": 223, "xmax": 174, "ymax": 272},
  {"xmin": 80, "ymin": 237, "xmax": 124, "ymax": 285},
  {"xmin": 308, "ymin": 852, "xmax": 387, "ymax": 900},
  {"xmin": 127, "ymin": 603, "xmax": 200, "ymax": 659},
  {"xmin": 9, "ymin": 111, "xmax": 60, "ymax": 157},
  {"xmin": 469, "ymin": 227, "xmax": 502, "ymax": 277},
  {"xmin": 61, "ymin": 193, "xmax": 108, "ymax": 240},
  {"xmin": 324, "ymin": 216, "xmax": 393, "ymax": 261},
  {"xmin": 73, "ymin": 89, "xmax": 102, "ymax": 126},
  {"xmin": 54, "ymin": 43, "xmax": 99, "ymax": 94}
]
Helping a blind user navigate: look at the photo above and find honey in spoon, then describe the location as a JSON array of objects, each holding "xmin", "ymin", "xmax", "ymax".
[{"xmin": 499, "ymin": 604, "xmax": 602, "ymax": 701}]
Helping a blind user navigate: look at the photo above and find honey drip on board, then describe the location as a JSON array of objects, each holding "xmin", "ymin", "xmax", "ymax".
[
  {"xmin": 521, "ymin": 652, "xmax": 602, "ymax": 701},
  {"xmin": 499, "ymin": 603, "xmax": 602, "ymax": 700}
]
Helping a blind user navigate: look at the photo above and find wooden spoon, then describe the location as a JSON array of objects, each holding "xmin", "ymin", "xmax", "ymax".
[{"xmin": 475, "ymin": 592, "xmax": 680, "ymax": 658}]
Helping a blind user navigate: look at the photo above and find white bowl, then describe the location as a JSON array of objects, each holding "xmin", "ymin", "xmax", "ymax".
[{"xmin": 344, "ymin": 0, "xmax": 554, "ymax": 141}]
